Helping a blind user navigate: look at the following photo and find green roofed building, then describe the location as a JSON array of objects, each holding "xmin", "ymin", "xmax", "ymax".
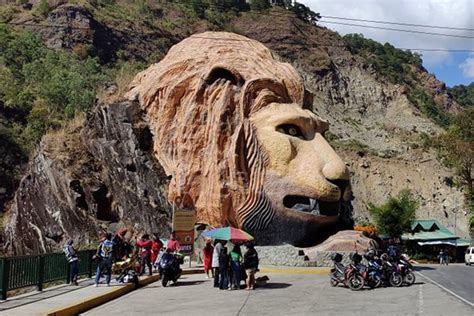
[{"xmin": 402, "ymin": 220, "xmax": 471, "ymax": 262}]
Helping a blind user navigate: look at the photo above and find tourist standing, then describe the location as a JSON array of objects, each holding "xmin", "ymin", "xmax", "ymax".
[
  {"xmin": 229, "ymin": 244, "xmax": 242, "ymax": 290},
  {"xmin": 63, "ymin": 240, "xmax": 79, "ymax": 286},
  {"xmin": 212, "ymin": 240, "xmax": 223, "ymax": 288},
  {"xmin": 218, "ymin": 245, "xmax": 230, "ymax": 290},
  {"xmin": 136, "ymin": 234, "xmax": 153, "ymax": 276},
  {"xmin": 202, "ymin": 239, "xmax": 214, "ymax": 278},
  {"xmin": 94, "ymin": 233, "xmax": 114, "ymax": 287},
  {"xmin": 243, "ymin": 243, "xmax": 259, "ymax": 290}
]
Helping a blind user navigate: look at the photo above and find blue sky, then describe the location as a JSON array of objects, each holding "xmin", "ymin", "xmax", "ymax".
[{"xmin": 301, "ymin": 0, "xmax": 474, "ymax": 87}]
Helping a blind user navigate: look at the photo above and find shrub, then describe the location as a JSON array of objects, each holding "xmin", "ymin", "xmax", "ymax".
[
  {"xmin": 407, "ymin": 88, "xmax": 451, "ymax": 127},
  {"xmin": 369, "ymin": 189, "xmax": 418, "ymax": 238},
  {"xmin": 0, "ymin": 26, "xmax": 106, "ymax": 151},
  {"xmin": 36, "ymin": 0, "xmax": 52, "ymax": 18}
]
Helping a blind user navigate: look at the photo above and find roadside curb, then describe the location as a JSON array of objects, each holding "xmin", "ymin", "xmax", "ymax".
[
  {"xmin": 44, "ymin": 283, "xmax": 135, "ymax": 316},
  {"xmin": 44, "ymin": 269, "xmax": 204, "ymax": 316}
]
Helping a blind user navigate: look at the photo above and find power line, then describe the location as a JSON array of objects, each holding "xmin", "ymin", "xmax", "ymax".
[
  {"xmin": 321, "ymin": 15, "xmax": 474, "ymax": 32},
  {"xmin": 2, "ymin": 22, "xmax": 473, "ymax": 53},
  {"xmin": 319, "ymin": 21, "xmax": 474, "ymax": 39},
  {"xmin": 189, "ymin": 36, "xmax": 474, "ymax": 52}
]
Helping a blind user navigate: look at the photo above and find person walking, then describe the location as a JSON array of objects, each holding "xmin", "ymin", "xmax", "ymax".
[
  {"xmin": 243, "ymin": 243, "xmax": 259, "ymax": 290},
  {"xmin": 63, "ymin": 240, "xmax": 79, "ymax": 286},
  {"xmin": 136, "ymin": 234, "xmax": 153, "ymax": 276},
  {"xmin": 212, "ymin": 240, "xmax": 223, "ymax": 288},
  {"xmin": 218, "ymin": 246, "xmax": 230, "ymax": 290},
  {"xmin": 202, "ymin": 239, "xmax": 214, "ymax": 278},
  {"xmin": 229, "ymin": 244, "xmax": 242, "ymax": 290},
  {"xmin": 94, "ymin": 233, "xmax": 114, "ymax": 287}
]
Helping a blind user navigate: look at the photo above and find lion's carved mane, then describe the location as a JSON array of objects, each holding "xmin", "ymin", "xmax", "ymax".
[{"xmin": 127, "ymin": 32, "xmax": 307, "ymax": 228}]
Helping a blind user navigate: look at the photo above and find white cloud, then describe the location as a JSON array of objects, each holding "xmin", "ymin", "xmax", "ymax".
[
  {"xmin": 460, "ymin": 53, "xmax": 474, "ymax": 78},
  {"xmin": 300, "ymin": 0, "xmax": 474, "ymax": 67}
]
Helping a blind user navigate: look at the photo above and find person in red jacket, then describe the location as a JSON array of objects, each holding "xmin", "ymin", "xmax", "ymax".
[
  {"xmin": 151, "ymin": 235, "xmax": 163, "ymax": 268},
  {"xmin": 136, "ymin": 234, "xmax": 153, "ymax": 276},
  {"xmin": 166, "ymin": 231, "xmax": 181, "ymax": 253},
  {"xmin": 202, "ymin": 238, "xmax": 214, "ymax": 278}
]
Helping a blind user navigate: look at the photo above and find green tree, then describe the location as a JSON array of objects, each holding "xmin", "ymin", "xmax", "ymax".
[
  {"xmin": 447, "ymin": 83, "xmax": 474, "ymax": 108},
  {"xmin": 291, "ymin": 2, "xmax": 320, "ymax": 25},
  {"xmin": 432, "ymin": 108, "xmax": 474, "ymax": 231},
  {"xmin": 369, "ymin": 189, "xmax": 418, "ymax": 238}
]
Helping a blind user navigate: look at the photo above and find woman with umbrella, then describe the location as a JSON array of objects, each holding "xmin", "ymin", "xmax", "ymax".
[{"xmin": 202, "ymin": 227, "xmax": 254, "ymax": 289}]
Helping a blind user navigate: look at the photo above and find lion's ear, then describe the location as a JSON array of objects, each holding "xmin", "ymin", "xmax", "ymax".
[{"xmin": 205, "ymin": 67, "xmax": 244, "ymax": 88}]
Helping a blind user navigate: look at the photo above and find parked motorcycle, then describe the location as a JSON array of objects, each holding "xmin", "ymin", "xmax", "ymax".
[
  {"xmin": 380, "ymin": 254, "xmax": 403, "ymax": 287},
  {"xmin": 364, "ymin": 255, "xmax": 382, "ymax": 289},
  {"xmin": 329, "ymin": 253, "xmax": 364, "ymax": 291},
  {"xmin": 159, "ymin": 252, "xmax": 183, "ymax": 287},
  {"xmin": 330, "ymin": 253, "xmax": 346, "ymax": 287},
  {"xmin": 398, "ymin": 254, "xmax": 416, "ymax": 286},
  {"xmin": 345, "ymin": 253, "xmax": 365, "ymax": 291}
]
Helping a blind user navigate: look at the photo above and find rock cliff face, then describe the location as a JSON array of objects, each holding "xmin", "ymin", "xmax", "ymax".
[
  {"xmin": 2, "ymin": 4, "xmax": 470, "ymax": 254},
  {"xmin": 5, "ymin": 101, "xmax": 172, "ymax": 254}
]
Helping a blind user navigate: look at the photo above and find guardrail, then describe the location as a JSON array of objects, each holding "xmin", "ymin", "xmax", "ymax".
[{"xmin": 0, "ymin": 249, "xmax": 97, "ymax": 300}]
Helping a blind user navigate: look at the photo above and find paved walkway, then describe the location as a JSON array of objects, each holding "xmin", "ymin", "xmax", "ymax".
[
  {"xmin": 0, "ymin": 278, "xmax": 128, "ymax": 316},
  {"xmin": 0, "ymin": 265, "xmax": 203, "ymax": 316},
  {"xmin": 84, "ymin": 272, "xmax": 474, "ymax": 316}
]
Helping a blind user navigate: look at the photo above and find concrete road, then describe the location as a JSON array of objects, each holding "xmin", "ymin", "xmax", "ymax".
[
  {"xmin": 84, "ymin": 271, "xmax": 473, "ymax": 315},
  {"xmin": 416, "ymin": 264, "xmax": 474, "ymax": 306}
]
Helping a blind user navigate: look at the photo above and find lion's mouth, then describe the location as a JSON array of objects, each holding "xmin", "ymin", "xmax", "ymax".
[{"xmin": 283, "ymin": 195, "xmax": 340, "ymax": 216}]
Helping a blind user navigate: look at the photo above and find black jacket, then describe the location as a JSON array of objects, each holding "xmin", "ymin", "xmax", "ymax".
[{"xmin": 243, "ymin": 248, "xmax": 259, "ymax": 269}]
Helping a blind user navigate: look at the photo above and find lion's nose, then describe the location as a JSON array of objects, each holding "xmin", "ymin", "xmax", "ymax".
[{"xmin": 313, "ymin": 134, "xmax": 350, "ymax": 182}]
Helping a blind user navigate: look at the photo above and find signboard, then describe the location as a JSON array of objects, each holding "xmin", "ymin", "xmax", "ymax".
[
  {"xmin": 172, "ymin": 209, "xmax": 196, "ymax": 255},
  {"xmin": 173, "ymin": 210, "xmax": 196, "ymax": 231}
]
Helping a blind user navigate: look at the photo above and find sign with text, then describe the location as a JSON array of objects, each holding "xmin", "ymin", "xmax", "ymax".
[
  {"xmin": 175, "ymin": 230, "xmax": 194, "ymax": 255},
  {"xmin": 172, "ymin": 210, "xmax": 196, "ymax": 231},
  {"xmin": 172, "ymin": 209, "xmax": 196, "ymax": 255}
]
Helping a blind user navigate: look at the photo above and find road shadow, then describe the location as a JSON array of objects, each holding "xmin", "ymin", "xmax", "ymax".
[
  {"xmin": 257, "ymin": 282, "xmax": 292, "ymax": 289},
  {"xmin": 145, "ymin": 280, "xmax": 206, "ymax": 288},
  {"xmin": 414, "ymin": 266, "xmax": 436, "ymax": 271}
]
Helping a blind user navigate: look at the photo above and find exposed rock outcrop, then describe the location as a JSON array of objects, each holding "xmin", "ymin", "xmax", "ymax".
[{"xmin": 5, "ymin": 101, "xmax": 172, "ymax": 254}]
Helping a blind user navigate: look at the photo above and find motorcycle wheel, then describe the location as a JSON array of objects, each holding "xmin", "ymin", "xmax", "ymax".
[
  {"xmin": 368, "ymin": 275, "xmax": 382, "ymax": 288},
  {"xmin": 405, "ymin": 272, "xmax": 416, "ymax": 286},
  {"xmin": 348, "ymin": 275, "xmax": 364, "ymax": 291},
  {"xmin": 162, "ymin": 276, "xmax": 169, "ymax": 287},
  {"xmin": 330, "ymin": 277, "xmax": 339, "ymax": 287},
  {"xmin": 389, "ymin": 272, "xmax": 403, "ymax": 287}
]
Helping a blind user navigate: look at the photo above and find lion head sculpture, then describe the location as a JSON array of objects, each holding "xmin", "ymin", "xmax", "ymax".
[{"xmin": 127, "ymin": 32, "xmax": 353, "ymax": 247}]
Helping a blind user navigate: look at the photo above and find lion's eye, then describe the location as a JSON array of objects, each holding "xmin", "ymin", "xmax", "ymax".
[{"xmin": 276, "ymin": 124, "xmax": 305, "ymax": 139}]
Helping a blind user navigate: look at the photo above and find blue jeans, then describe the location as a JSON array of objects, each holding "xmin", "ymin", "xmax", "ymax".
[
  {"xmin": 231, "ymin": 261, "xmax": 241, "ymax": 289},
  {"xmin": 95, "ymin": 259, "xmax": 112, "ymax": 285},
  {"xmin": 219, "ymin": 269, "xmax": 229, "ymax": 289},
  {"xmin": 70, "ymin": 260, "xmax": 79, "ymax": 283}
]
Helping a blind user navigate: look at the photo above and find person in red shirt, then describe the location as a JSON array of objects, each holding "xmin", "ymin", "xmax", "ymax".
[
  {"xmin": 151, "ymin": 235, "xmax": 163, "ymax": 267},
  {"xmin": 136, "ymin": 234, "xmax": 153, "ymax": 276},
  {"xmin": 166, "ymin": 231, "xmax": 181, "ymax": 253},
  {"xmin": 202, "ymin": 239, "xmax": 214, "ymax": 278}
]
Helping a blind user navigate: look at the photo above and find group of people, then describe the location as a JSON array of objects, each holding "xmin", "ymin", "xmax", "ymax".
[
  {"xmin": 202, "ymin": 240, "xmax": 259, "ymax": 291},
  {"xmin": 63, "ymin": 229, "xmax": 182, "ymax": 287}
]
